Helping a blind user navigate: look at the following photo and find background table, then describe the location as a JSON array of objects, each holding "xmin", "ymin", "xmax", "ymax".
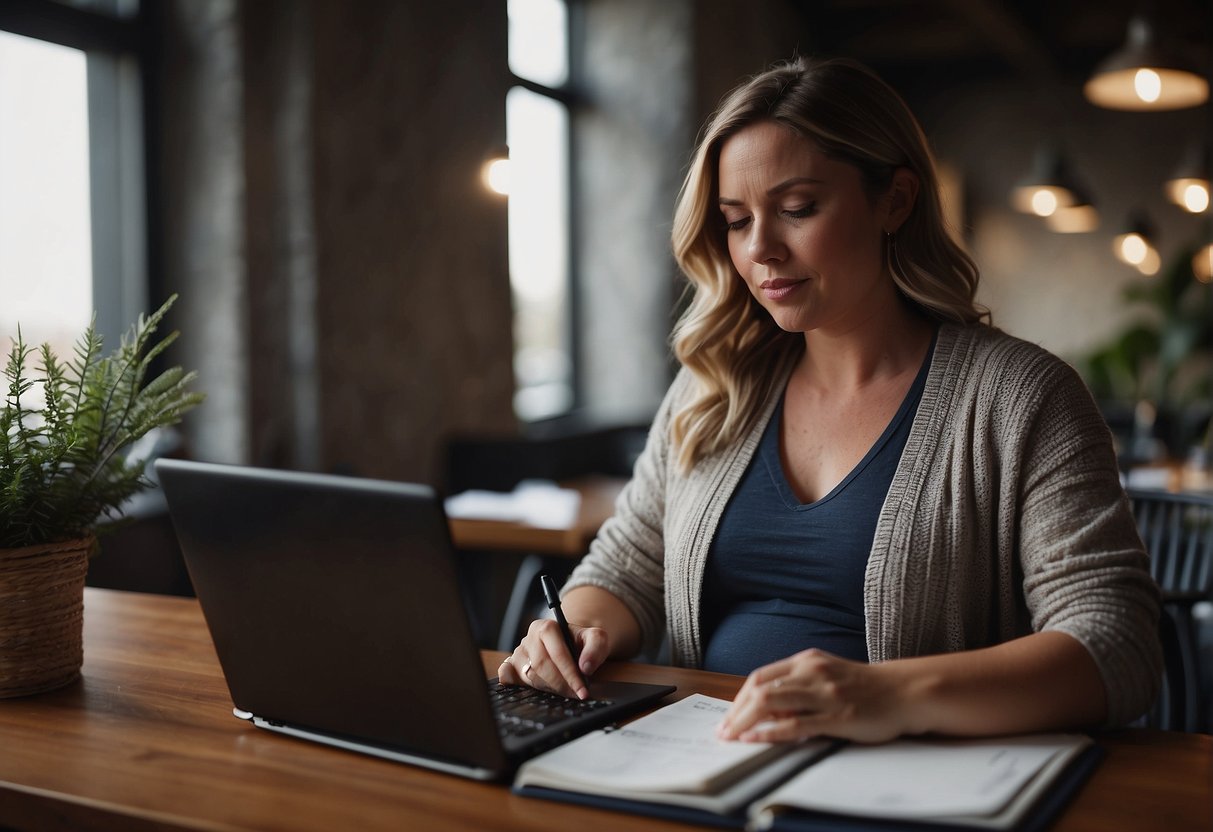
[
  {"xmin": 447, "ymin": 475, "xmax": 626, "ymax": 557},
  {"xmin": 0, "ymin": 589, "xmax": 1208, "ymax": 831}
]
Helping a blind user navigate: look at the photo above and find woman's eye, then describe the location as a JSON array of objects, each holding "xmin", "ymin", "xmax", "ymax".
[
  {"xmin": 784, "ymin": 203, "xmax": 816, "ymax": 219},
  {"xmin": 725, "ymin": 216, "xmax": 751, "ymax": 231}
]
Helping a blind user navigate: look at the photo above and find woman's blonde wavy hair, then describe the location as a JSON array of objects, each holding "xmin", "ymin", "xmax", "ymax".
[{"xmin": 669, "ymin": 56, "xmax": 988, "ymax": 473}]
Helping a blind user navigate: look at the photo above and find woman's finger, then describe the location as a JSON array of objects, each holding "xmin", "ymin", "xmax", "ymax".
[
  {"xmin": 738, "ymin": 712, "xmax": 829, "ymax": 743},
  {"xmin": 576, "ymin": 626, "xmax": 610, "ymax": 676},
  {"xmin": 505, "ymin": 619, "xmax": 608, "ymax": 699},
  {"xmin": 719, "ymin": 674, "xmax": 804, "ymax": 739},
  {"xmin": 497, "ymin": 657, "xmax": 515, "ymax": 685},
  {"xmin": 529, "ymin": 619, "xmax": 587, "ymax": 699}
]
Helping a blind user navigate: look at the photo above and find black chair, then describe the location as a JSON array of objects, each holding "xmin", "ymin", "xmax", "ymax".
[
  {"xmin": 1126, "ymin": 488, "xmax": 1213, "ymax": 732},
  {"xmin": 1154, "ymin": 607, "xmax": 1188, "ymax": 732},
  {"xmin": 445, "ymin": 422, "xmax": 647, "ymax": 494}
]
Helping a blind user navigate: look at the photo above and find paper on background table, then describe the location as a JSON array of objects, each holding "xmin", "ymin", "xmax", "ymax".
[
  {"xmin": 755, "ymin": 734, "xmax": 1083, "ymax": 820},
  {"xmin": 444, "ymin": 480, "xmax": 581, "ymax": 529}
]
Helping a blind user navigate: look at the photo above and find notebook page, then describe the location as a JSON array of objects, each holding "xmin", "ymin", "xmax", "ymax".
[
  {"xmin": 753, "ymin": 734, "xmax": 1087, "ymax": 820},
  {"xmin": 516, "ymin": 694, "xmax": 783, "ymax": 793}
]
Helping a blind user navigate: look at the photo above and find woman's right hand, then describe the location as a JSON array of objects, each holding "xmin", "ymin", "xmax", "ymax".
[{"xmin": 496, "ymin": 618, "xmax": 611, "ymax": 700}]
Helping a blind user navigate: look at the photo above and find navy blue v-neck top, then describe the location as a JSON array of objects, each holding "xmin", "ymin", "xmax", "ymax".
[{"xmin": 700, "ymin": 343, "xmax": 933, "ymax": 675}]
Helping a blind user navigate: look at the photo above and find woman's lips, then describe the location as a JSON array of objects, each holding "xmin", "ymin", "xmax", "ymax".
[{"xmin": 759, "ymin": 278, "xmax": 807, "ymax": 301}]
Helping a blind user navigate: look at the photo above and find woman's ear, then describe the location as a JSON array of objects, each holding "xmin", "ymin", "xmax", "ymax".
[{"xmin": 885, "ymin": 168, "xmax": 919, "ymax": 233}]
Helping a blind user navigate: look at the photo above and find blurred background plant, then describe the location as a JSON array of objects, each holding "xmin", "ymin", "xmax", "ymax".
[{"xmin": 1080, "ymin": 242, "xmax": 1213, "ymax": 463}]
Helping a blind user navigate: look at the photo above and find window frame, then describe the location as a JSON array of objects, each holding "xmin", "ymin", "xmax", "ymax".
[{"xmin": 0, "ymin": 0, "xmax": 153, "ymax": 352}]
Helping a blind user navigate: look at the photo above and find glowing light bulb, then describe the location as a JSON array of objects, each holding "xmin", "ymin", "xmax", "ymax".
[
  {"xmin": 1119, "ymin": 233, "xmax": 1148, "ymax": 265},
  {"xmin": 1194, "ymin": 245, "xmax": 1213, "ymax": 283},
  {"xmin": 482, "ymin": 158, "xmax": 511, "ymax": 196},
  {"xmin": 1030, "ymin": 189, "xmax": 1058, "ymax": 217},
  {"xmin": 1182, "ymin": 182, "xmax": 1210, "ymax": 213},
  {"xmin": 1134, "ymin": 68, "xmax": 1162, "ymax": 103}
]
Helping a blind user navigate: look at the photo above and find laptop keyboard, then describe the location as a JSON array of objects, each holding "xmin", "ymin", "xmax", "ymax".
[{"xmin": 488, "ymin": 682, "xmax": 613, "ymax": 738}]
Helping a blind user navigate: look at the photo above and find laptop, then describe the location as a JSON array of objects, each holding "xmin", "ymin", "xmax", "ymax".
[{"xmin": 155, "ymin": 458, "xmax": 675, "ymax": 780}]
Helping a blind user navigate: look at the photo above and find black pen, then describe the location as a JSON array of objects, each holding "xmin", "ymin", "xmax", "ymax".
[{"xmin": 540, "ymin": 573, "xmax": 586, "ymax": 694}]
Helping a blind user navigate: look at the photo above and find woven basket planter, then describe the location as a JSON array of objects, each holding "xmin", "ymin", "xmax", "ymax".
[{"xmin": 0, "ymin": 537, "xmax": 92, "ymax": 698}]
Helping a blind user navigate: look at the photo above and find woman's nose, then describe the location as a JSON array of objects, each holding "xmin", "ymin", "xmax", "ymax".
[{"xmin": 748, "ymin": 218, "xmax": 786, "ymax": 264}]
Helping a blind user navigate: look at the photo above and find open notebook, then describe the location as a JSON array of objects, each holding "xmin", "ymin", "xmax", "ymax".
[
  {"xmin": 513, "ymin": 694, "xmax": 1100, "ymax": 831},
  {"xmin": 156, "ymin": 459, "xmax": 674, "ymax": 781}
]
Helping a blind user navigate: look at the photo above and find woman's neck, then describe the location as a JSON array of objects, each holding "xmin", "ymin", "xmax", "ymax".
[{"xmin": 796, "ymin": 296, "xmax": 935, "ymax": 393}]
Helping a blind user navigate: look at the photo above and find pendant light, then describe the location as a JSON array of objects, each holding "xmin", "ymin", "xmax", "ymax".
[
  {"xmin": 1084, "ymin": 15, "xmax": 1209, "ymax": 111},
  {"xmin": 1113, "ymin": 211, "xmax": 1161, "ymax": 275},
  {"xmin": 1195, "ymin": 241, "xmax": 1213, "ymax": 283},
  {"xmin": 1044, "ymin": 186, "xmax": 1100, "ymax": 233},
  {"xmin": 1010, "ymin": 147, "xmax": 1080, "ymax": 216},
  {"xmin": 1046, "ymin": 200, "xmax": 1100, "ymax": 233},
  {"xmin": 1164, "ymin": 142, "xmax": 1210, "ymax": 213}
]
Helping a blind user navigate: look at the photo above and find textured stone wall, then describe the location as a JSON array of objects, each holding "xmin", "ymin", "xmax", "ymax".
[
  {"xmin": 158, "ymin": 0, "xmax": 250, "ymax": 466},
  {"xmin": 309, "ymin": 0, "xmax": 516, "ymax": 482},
  {"xmin": 160, "ymin": 0, "xmax": 516, "ymax": 484},
  {"xmin": 575, "ymin": 0, "xmax": 694, "ymax": 422},
  {"xmin": 242, "ymin": 0, "xmax": 317, "ymax": 471}
]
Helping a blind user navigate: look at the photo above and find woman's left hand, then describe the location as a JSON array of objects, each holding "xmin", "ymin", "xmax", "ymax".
[{"xmin": 716, "ymin": 648, "xmax": 912, "ymax": 745}]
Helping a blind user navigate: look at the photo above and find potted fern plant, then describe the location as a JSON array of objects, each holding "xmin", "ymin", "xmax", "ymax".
[{"xmin": 0, "ymin": 295, "xmax": 203, "ymax": 697}]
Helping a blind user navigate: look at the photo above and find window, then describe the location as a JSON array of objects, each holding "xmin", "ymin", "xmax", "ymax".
[
  {"xmin": 506, "ymin": 0, "xmax": 575, "ymax": 422},
  {"xmin": 0, "ymin": 0, "xmax": 146, "ymax": 364},
  {"xmin": 0, "ymin": 31, "xmax": 92, "ymax": 358}
]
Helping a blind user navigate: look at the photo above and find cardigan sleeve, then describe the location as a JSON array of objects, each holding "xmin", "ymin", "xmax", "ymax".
[
  {"xmin": 1013, "ymin": 356, "xmax": 1162, "ymax": 727},
  {"xmin": 561, "ymin": 370, "xmax": 693, "ymax": 657}
]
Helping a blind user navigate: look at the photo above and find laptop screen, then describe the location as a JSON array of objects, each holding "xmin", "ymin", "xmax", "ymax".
[{"xmin": 156, "ymin": 459, "xmax": 508, "ymax": 773}]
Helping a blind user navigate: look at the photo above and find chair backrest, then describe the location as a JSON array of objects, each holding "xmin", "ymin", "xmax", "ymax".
[
  {"xmin": 1153, "ymin": 606, "xmax": 1188, "ymax": 731},
  {"xmin": 1126, "ymin": 489, "xmax": 1213, "ymax": 600},
  {"xmin": 1125, "ymin": 488, "xmax": 1213, "ymax": 732},
  {"xmin": 443, "ymin": 423, "xmax": 648, "ymax": 494}
]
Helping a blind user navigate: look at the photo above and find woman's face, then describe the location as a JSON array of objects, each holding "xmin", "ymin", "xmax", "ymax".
[{"xmin": 717, "ymin": 120, "xmax": 895, "ymax": 336}]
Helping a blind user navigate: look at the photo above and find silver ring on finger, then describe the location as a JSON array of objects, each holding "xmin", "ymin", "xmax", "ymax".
[{"xmin": 522, "ymin": 662, "xmax": 533, "ymax": 678}]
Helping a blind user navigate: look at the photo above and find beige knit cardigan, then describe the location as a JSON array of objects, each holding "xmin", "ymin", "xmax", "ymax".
[{"xmin": 564, "ymin": 323, "xmax": 1162, "ymax": 727}]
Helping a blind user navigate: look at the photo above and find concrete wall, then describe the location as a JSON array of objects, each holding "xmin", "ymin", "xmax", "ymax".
[
  {"xmin": 242, "ymin": 0, "xmax": 319, "ymax": 471},
  {"xmin": 308, "ymin": 1, "xmax": 516, "ymax": 482},
  {"xmin": 574, "ymin": 0, "xmax": 693, "ymax": 421},
  {"xmin": 159, "ymin": 0, "xmax": 249, "ymax": 466},
  {"xmin": 159, "ymin": 0, "xmax": 517, "ymax": 484}
]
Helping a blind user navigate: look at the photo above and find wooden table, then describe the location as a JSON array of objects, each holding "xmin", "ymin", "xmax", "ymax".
[
  {"xmin": 0, "ymin": 589, "xmax": 1209, "ymax": 832},
  {"xmin": 447, "ymin": 475, "xmax": 625, "ymax": 557}
]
